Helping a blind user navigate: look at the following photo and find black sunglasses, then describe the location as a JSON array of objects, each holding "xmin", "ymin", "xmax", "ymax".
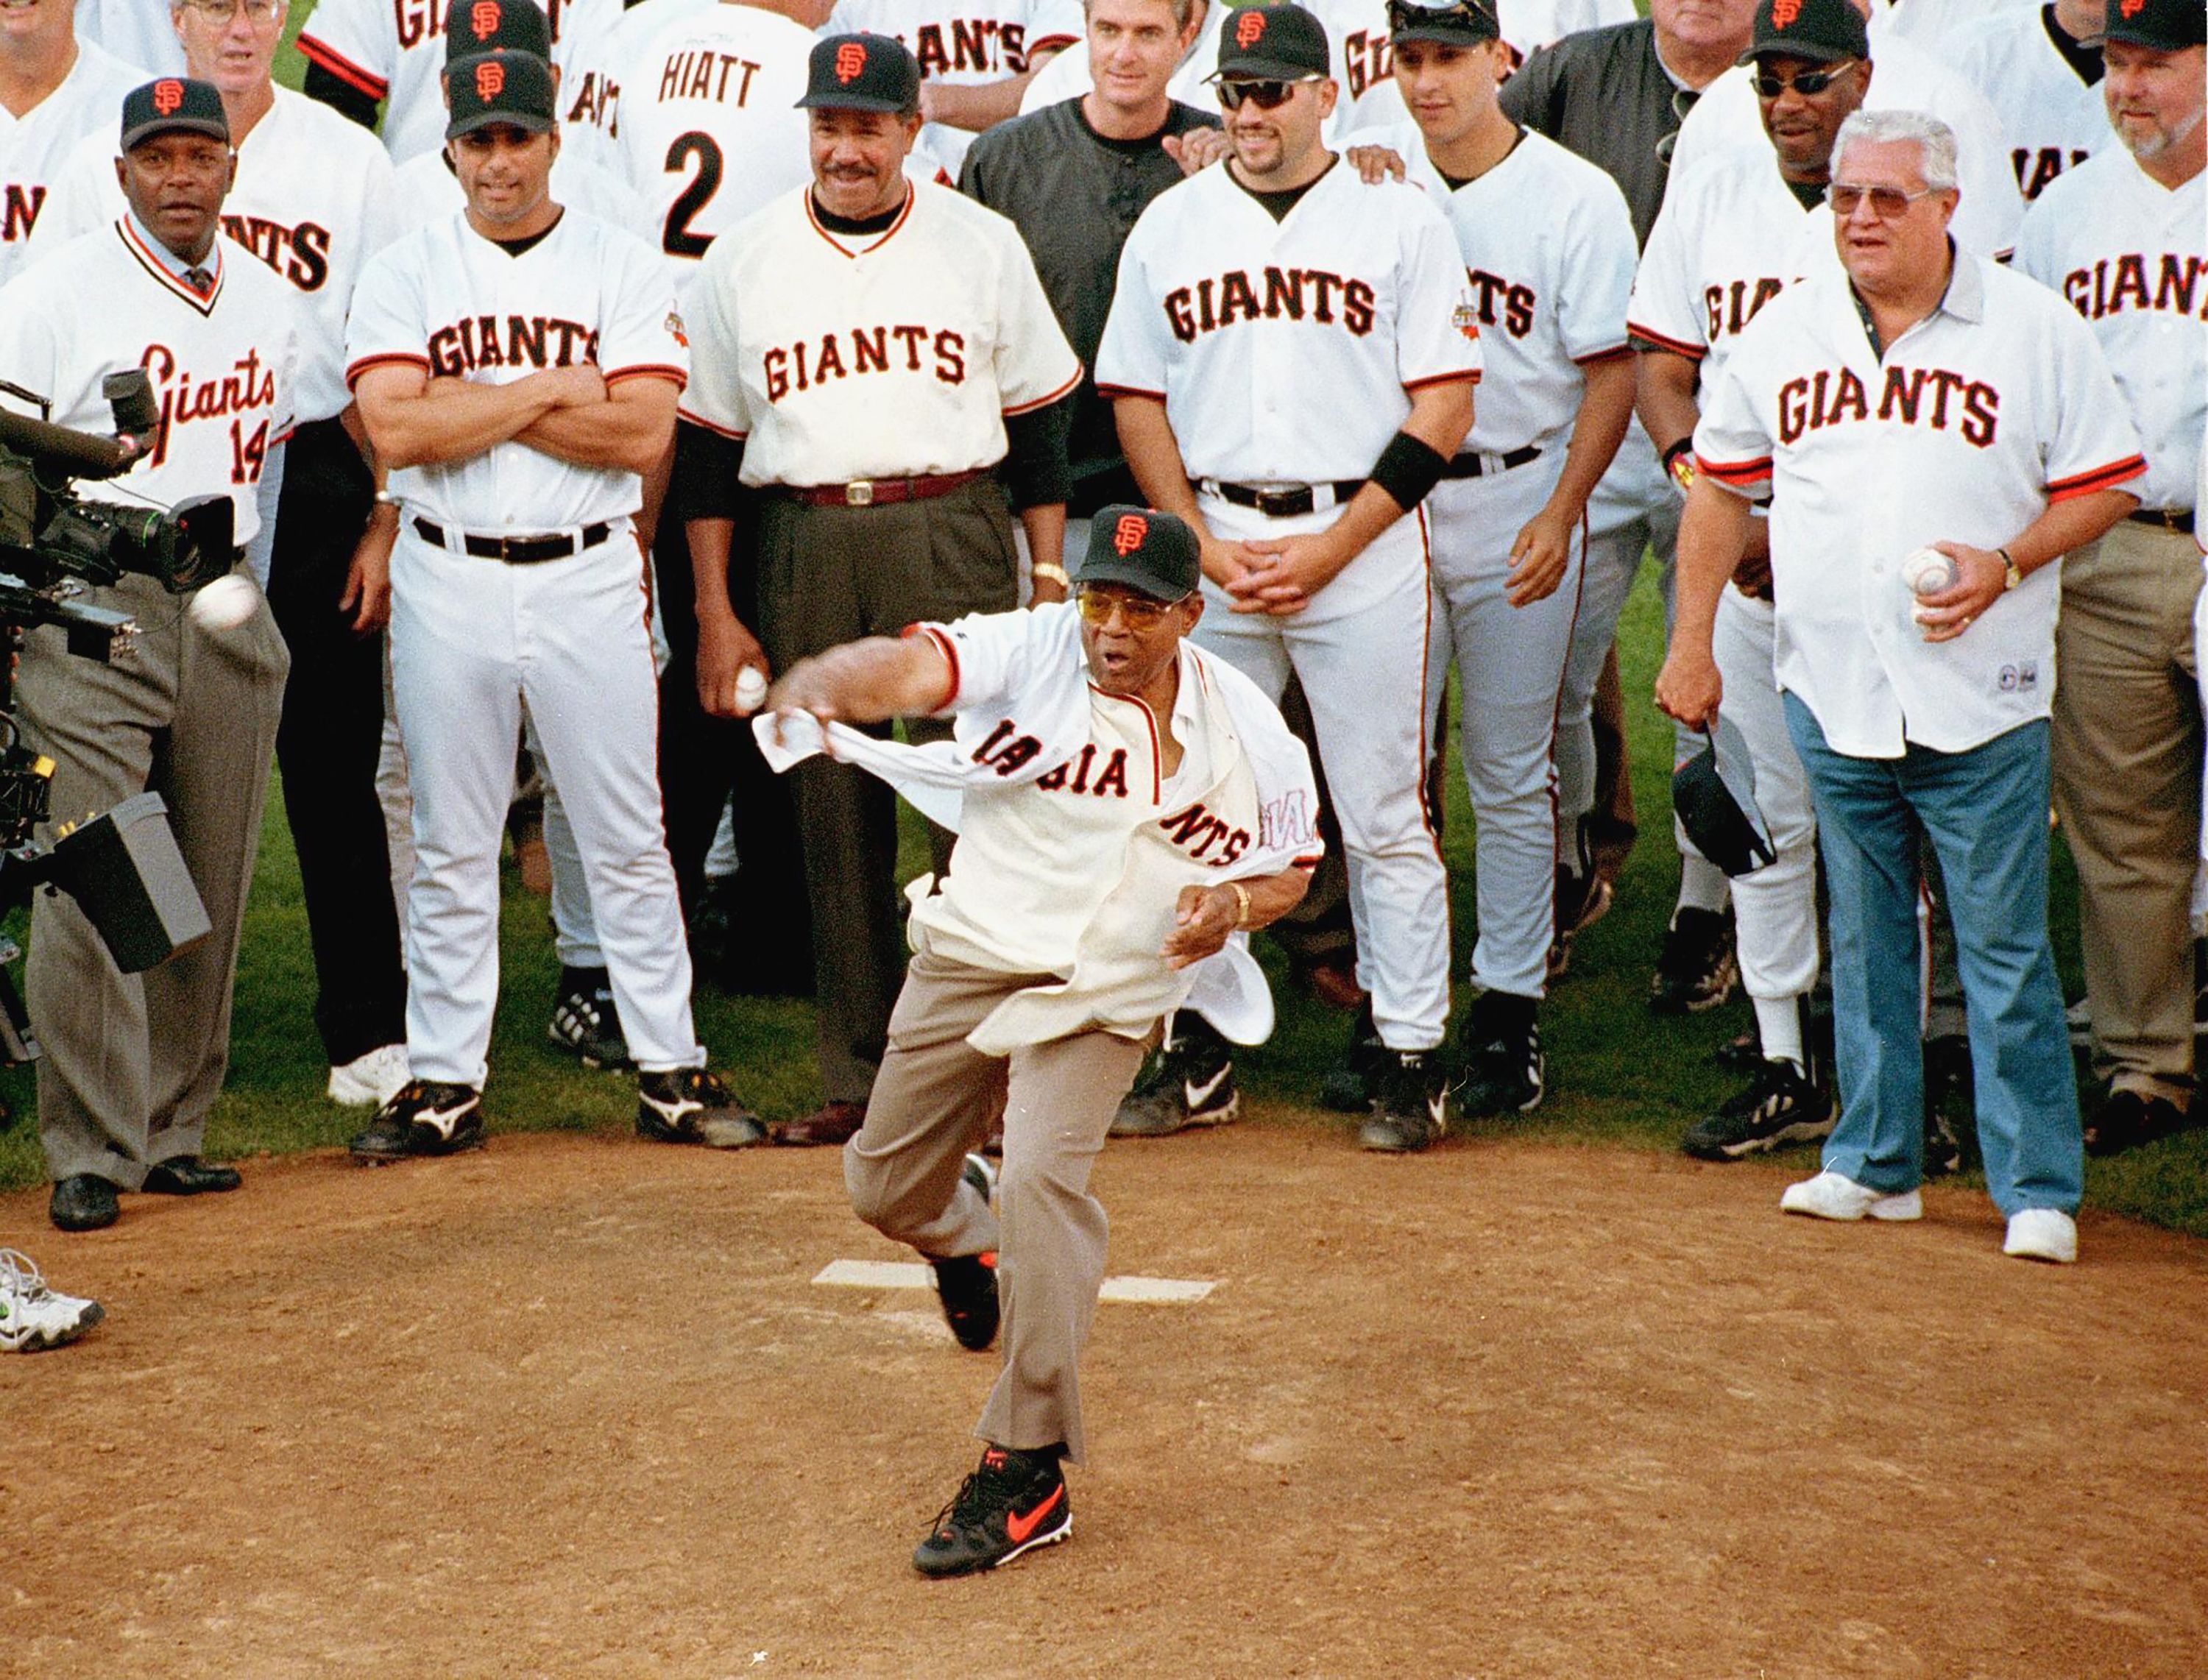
[
  {"xmin": 1748, "ymin": 61, "xmax": 1860, "ymax": 98},
  {"xmin": 1217, "ymin": 75, "xmax": 1319, "ymax": 110}
]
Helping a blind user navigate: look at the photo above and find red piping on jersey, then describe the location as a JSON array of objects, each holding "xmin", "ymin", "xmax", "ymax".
[
  {"xmin": 804, "ymin": 190, "xmax": 916, "ymax": 258},
  {"xmin": 346, "ymin": 350, "xmax": 433, "ymax": 389},
  {"xmin": 2047, "ymin": 456, "xmax": 2146, "ymax": 502},
  {"xmin": 1004, "ymin": 367, "xmax": 1082, "ymax": 417},
  {"xmin": 294, "ymin": 35, "xmax": 389, "ymax": 99},
  {"xmin": 605, "ymin": 364, "xmax": 689, "ymax": 391},
  {"xmin": 1627, "ymin": 321, "xmax": 1706, "ymax": 361},
  {"xmin": 1696, "ymin": 451, "xmax": 1772, "ymax": 486},
  {"xmin": 1404, "ymin": 370, "xmax": 1479, "ymax": 392},
  {"xmin": 1090, "ymin": 686, "xmax": 1164, "ymax": 804},
  {"xmin": 1572, "ymin": 342, "xmax": 1634, "ymax": 366},
  {"xmin": 1092, "ymin": 382, "xmax": 1164, "ymax": 402},
  {"xmin": 902, "ymin": 623, "xmax": 960, "ymax": 712},
  {"xmin": 117, "ymin": 219, "xmax": 224, "ymax": 316},
  {"xmin": 675, "ymin": 406, "xmax": 746, "ymax": 440}
]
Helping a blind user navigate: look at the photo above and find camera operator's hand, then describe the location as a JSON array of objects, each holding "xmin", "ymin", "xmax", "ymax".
[{"xmin": 341, "ymin": 503, "xmax": 396, "ymax": 634}]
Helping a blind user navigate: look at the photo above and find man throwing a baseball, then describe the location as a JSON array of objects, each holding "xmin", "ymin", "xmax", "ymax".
[{"xmin": 760, "ymin": 508, "xmax": 1319, "ymax": 1576}]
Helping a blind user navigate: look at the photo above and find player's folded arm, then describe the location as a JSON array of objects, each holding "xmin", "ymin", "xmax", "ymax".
[
  {"xmin": 515, "ymin": 371, "xmax": 682, "ymax": 475},
  {"xmin": 348, "ymin": 359, "xmax": 566, "ymax": 470}
]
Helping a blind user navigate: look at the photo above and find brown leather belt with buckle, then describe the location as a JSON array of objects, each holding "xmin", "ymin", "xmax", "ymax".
[
  {"xmin": 1209, "ymin": 478, "xmax": 1367, "ymax": 518},
  {"xmin": 780, "ymin": 468, "xmax": 988, "ymax": 509},
  {"xmin": 1440, "ymin": 444, "xmax": 1542, "ymax": 481},
  {"xmin": 2129, "ymin": 507, "xmax": 2196, "ymax": 536},
  {"xmin": 413, "ymin": 517, "xmax": 611, "ymax": 564}
]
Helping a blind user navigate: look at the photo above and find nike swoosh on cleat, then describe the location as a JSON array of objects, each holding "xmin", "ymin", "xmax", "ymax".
[
  {"xmin": 1005, "ymin": 1483, "xmax": 1065, "ymax": 1545},
  {"xmin": 1183, "ymin": 1066, "xmax": 1231, "ymax": 1108}
]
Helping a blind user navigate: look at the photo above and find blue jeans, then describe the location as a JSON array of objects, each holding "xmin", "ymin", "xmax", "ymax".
[{"xmin": 1782, "ymin": 696, "xmax": 2082, "ymax": 1216}]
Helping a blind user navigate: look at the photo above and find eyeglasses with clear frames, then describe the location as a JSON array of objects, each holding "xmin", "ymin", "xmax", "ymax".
[
  {"xmin": 1830, "ymin": 182, "xmax": 1942, "ymax": 219},
  {"xmin": 180, "ymin": 0, "xmax": 283, "ymax": 22}
]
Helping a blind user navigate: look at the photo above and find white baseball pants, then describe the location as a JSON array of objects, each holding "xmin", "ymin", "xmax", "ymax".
[
  {"xmin": 1423, "ymin": 456, "xmax": 1582, "ymax": 1000},
  {"xmin": 389, "ymin": 522, "xmax": 703, "ymax": 1086},
  {"xmin": 1711, "ymin": 588, "xmax": 1819, "ymax": 1002}
]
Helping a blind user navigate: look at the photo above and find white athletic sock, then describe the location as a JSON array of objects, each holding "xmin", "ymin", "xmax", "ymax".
[
  {"xmin": 1754, "ymin": 993, "xmax": 1807, "ymax": 1073},
  {"xmin": 1677, "ymin": 854, "xmax": 1732, "ymax": 915}
]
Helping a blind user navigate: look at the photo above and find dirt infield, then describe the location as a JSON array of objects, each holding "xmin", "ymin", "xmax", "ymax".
[{"xmin": 5, "ymin": 1121, "xmax": 2204, "ymax": 1679}]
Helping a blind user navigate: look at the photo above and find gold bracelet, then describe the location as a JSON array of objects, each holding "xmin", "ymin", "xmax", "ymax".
[{"xmin": 1228, "ymin": 882, "xmax": 1252, "ymax": 929}]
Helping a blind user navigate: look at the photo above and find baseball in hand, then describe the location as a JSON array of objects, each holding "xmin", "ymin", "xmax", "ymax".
[
  {"xmin": 188, "ymin": 573, "xmax": 258, "ymax": 632},
  {"xmin": 734, "ymin": 664, "xmax": 769, "ymax": 716},
  {"xmin": 1903, "ymin": 546, "xmax": 1959, "ymax": 599}
]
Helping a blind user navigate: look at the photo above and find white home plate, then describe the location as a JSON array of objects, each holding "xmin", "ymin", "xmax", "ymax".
[{"xmin": 813, "ymin": 1258, "xmax": 1215, "ymax": 1304}]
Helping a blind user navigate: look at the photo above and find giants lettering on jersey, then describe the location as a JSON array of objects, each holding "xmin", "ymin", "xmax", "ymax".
[
  {"xmin": 1777, "ymin": 364, "xmax": 2000, "ymax": 449},
  {"xmin": 392, "ymin": 0, "xmax": 447, "ymax": 51},
  {"xmin": 1035, "ymin": 741, "xmax": 1133, "ymax": 798},
  {"xmin": 2014, "ymin": 147, "xmax": 2093, "ymax": 202},
  {"xmin": 659, "ymin": 49, "xmax": 763, "ymax": 105},
  {"xmin": 762, "ymin": 325, "xmax": 966, "ymax": 402},
  {"xmin": 1158, "ymin": 801, "xmax": 1250, "ymax": 867},
  {"xmin": 428, "ymin": 315, "xmax": 602, "ymax": 375},
  {"xmin": 1340, "ymin": 29, "xmax": 1390, "ymax": 101},
  {"xmin": 138, "ymin": 341, "xmax": 280, "ymax": 469},
  {"xmin": 222, "ymin": 214, "xmax": 333, "ymax": 292},
  {"xmin": 910, "ymin": 20, "xmax": 1027, "ymax": 77},
  {"xmin": 1164, "ymin": 269, "xmax": 1377, "ymax": 342},
  {"xmin": 2, "ymin": 185, "xmax": 44, "ymax": 247},
  {"xmin": 1706, "ymin": 277, "xmax": 1785, "ymax": 344},
  {"xmin": 1465, "ymin": 270, "xmax": 1535, "ymax": 339},
  {"xmin": 2059, "ymin": 254, "xmax": 2208, "ymax": 322}
]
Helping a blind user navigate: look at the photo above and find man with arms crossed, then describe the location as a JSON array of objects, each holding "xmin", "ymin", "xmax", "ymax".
[{"xmin": 1658, "ymin": 110, "xmax": 2143, "ymax": 1264}]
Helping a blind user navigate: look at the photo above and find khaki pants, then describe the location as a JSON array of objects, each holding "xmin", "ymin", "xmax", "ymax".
[
  {"xmin": 2051, "ymin": 519, "xmax": 2203, "ymax": 1106},
  {"xmin": 843, "ymin": 950, "xmax": 1150, "ymax": 1464}
]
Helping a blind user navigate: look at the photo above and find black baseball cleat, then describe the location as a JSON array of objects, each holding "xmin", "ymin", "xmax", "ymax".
[
  {"xmin": 1359, "ymin": 1049, "xmax": 1449, "ymax": 1153},
  {"xmin": 1649, "ymin": 907, "xmax": 1738, "ymax": 1015},
  {"xmin": 1682, "ymin": 1057, "xmax": 1835, "ymax": 1161},
  {"xmin": 913, "ymin": 1444, "xmax": 1072, "ymax": 1578},
  {"xmin": 1318, "ymin": 1004, "xmax": 1386, "ymax": 1113},
  {"xmin": 2082, "ymin": 1088, "xmax": 2189, "ymax": 1158},
  {"xmin": 635, "ymin": 1067, "xmax": 766, "ymax": 1149},
  {"xmin": 1457, "ymin": 991, "xmax": 1546, "ymax": 1118},
  {"xmin": 931, "ymin": 1250, "xmax": 999, "ymax": 1352},
  {"xmin": 547, "ymin": 968, "xmax": 632, "ymax": 1070},
  {"xmin": 1921, "ymin": 1033, "xmax": 1975, "ymax": 1177},
  {"xmin": 350, "ymin": 1081, "xmax": 484, "ymax": 1161},
  {"xmin": 1546, "ymin": 865, "xmax": 1614, "ymax": 981},
  {"xmin": 1111, "ymin": 1015, "xmax": 1236, "ymax": 1137}
]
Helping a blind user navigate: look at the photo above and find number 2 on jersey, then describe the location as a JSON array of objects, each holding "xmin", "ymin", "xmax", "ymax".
[
  {"xmin": 663, "ymin": 132, "xmax": 724, "ymax": 259},
  {"xmin": 229, "ymin": 418, "xmax": 268, "ymax": 486}
]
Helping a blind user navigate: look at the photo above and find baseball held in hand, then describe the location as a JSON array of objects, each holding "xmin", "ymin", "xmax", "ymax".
[
  {"xmin": 735, "ymin": 664, "xmax": 769, "ymax": 716},
  {"xmin": 188, "ymin": 573, "xmax": 258, "ymax": 631},
  {"xmin": 1903, "ymin": 546, "xmax": 1959, "ymax": 599}
]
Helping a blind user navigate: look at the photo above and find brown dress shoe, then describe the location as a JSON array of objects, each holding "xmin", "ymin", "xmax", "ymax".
[{"xmin": 772, "ymin": 1099, "xmax": 866, "ymax": 1147}]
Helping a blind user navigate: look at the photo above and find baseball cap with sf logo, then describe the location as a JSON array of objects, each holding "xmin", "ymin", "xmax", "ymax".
[
  {"xmin": 1211, "ymin": 2, "xmax": 1332, "ymax": 82},
  {"xmin": 445, "ymin": 48, "xmax": 556, "ymax": 140},
  {"xmin": 1740, "ymin": 0, "xmax": 1869, "ymax": 65},
  {"xmin": 120, "ymin": 77, "xmax": 230, "ymax": 152},
  {"xmin": 443, "ymin": 0, "xmax": 552, "ymax": 63},
  {"xmin": 1075, "ymin": 506, "xmax": 1202, "ymax": 600},
  {"xmin": 796, "ymin": 33, "xmax": 921, "ymax": 113}
]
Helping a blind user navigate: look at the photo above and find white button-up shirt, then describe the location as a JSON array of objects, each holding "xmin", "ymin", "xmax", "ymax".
[{"xmin": 1695, "ymin": 249, "xmax": 2144, "ymax": 758}]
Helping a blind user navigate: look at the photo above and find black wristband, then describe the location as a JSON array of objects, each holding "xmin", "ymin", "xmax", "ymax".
[
  {"xmin": 1661, "ymin": 436, "xmax": 1695, "ymax": 470},
  {"xmin": 1369, "ymin": 430, "xmax": 1448, "ymax": 511}
]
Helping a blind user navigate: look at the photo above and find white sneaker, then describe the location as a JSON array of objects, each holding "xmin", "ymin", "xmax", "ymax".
[
  {"xmin": 1780, "ymin": 1169, "xmax": 1923, "ymax": 1222},
  {"xmin": 328, "ymin": 1043, "xmax": 411, "ymax": 1107},
  {"xmin": 1, "ymin": 1249, "xmax": 104, "ymax": 1352},
  {"xmin": 2003, "ymin": 1208, "xmax": 2078, "ymax": 1264}
]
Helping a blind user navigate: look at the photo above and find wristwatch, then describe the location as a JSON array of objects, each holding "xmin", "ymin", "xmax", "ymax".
[{"xmin": 1998, "ymin": 547, "xmax": 2022, "ymax": 592}]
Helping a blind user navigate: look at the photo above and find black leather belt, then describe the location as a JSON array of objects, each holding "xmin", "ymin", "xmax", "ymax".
[
  {"xmin": 413, "ymin": 516, "xmax": 611, "ymax": 564},
  {"xmin": 1440, "ymin": 444, "xmax": 1542, "ymax": 481},
  {"xmin": 1206, "ymin": 478, "xmax": 1367, "ymax": 518},
  {"xmin": 2129, "ymin": 507, "xmax": 2195, "ymax": 536}
]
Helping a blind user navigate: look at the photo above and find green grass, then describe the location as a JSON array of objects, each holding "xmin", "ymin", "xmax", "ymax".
[{"xmin": 7, "ymin": 573, "xmax": 2204, "ymax": 1236}]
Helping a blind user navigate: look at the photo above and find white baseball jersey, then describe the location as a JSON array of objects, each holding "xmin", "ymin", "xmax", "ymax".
[
  {"xmin": 1331, "ymin": 0, "xmax": 1637, "ymax": 129},
  {"xmin": 604, "ymin": 0, "xmax": 817, "ymax": 295},
  {"xmin": 2011, "ymin": 149, "xmax": 2208, "ymax": 514},
  {"xmin": 827, "ymin": 0, "xmax": 1085, "ymax": 171},
  {"xmin": 0, "ymin": 217, "xmax": 298, "ymax": 545},
  {"xmin": 345, "ymin": 208, "xmax": 688, "ymax": 528},
  {"xmin": 680, "ymin": 179, "xmax": 1079, "ymax": 484},
  {"xmin": 1096, "ymin": 160, "xmax": 1480, "ymax": 484},
  {"xmin": 71, "ymin": 0, "xmax": 187, "ymax": 77},
  {"xmin": 1694, "ymin": 252, "xmax": 2145, "ymax": 758},
  {"xmin": 1362, "ymin": 121, "xmax": 1635, "ymax": 454},
  {"xmin": 297, "ymin": 0, "xmax": 624, "ymax": 163},
  {"xmin": 1872, "ymin": 0, "xmax": 2038, "ymax": 56},
  {"xmin": 1950, "ymin": 7, "xmax": 2109, "ymax": 204},
  {"xmin": 1663, "ymin": 29, "xmax": 2023, "ymax": 259},
  {"xmin": 0, "ymin": 38, "xmax": 147, "ymax": 288},
  {"xmin": 1629, "ymin": 146, "xmax": 1838, "ymax": 377},
  {"xmin": 28, "ymin": 88, "xmax": 400, "ymax": 426},
  {"xmin": 390, "ymin": 144, "xmax": 655, "ymax": 243}
]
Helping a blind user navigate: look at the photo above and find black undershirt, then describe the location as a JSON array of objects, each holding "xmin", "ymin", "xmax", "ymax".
[
  {"xmin": 1232, "ymin": 155, "xmax": 1337, "ymax": 221},
  {"xmin": 811, "ymin": 192, "xmax": 905, "ymax": 236},
  {"xmin": 1783, "ymin": 176, "xmax": 1827, "ymax": 212},
  {"xmin": 2044, "ymin": 4, "xmax": 2106, "ymax": 85},
  {"xmin": 489, "ymin": 207, "xmax": 563, "ymax": 257},
  {"xmin": 1437, "ymin": 125, "xmax": 1527, "ymax": 192}
]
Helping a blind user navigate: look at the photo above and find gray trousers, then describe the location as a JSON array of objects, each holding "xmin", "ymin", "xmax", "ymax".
[
  {"xmin": 844, "ymin": 949, "xmax": 1150, "ymax": 1464},
  {"xmin": 757, "ymin": 476, "xmax": 1018, "ymax": 1104},
  {"xmin": 20, "ymin": 567, "xmax": 288, "ymax": 1186}
]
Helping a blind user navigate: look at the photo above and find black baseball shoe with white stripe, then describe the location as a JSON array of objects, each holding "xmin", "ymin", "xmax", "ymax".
[
  {"xmin": 547, "ymin": 967, "xmax": 632, "ymax": 1070},
  {"xmin": 913, "ymin": 1444, "xmax": 1072, "ymax": 1578},
  {"xmin": 1649, "ymin": 907, "xmax": 1738, "ymax": 1015},
  {"xmin": 1456, "ymin": 990, "xmax": 1546, "ymax": 1118},
  {"xmin": 350, "ymin": 1080, "xmax": 484, "ymax": 1161},
  {"xmin": 1359, "ymin": 1050, "xmax": 1449, "ymax": 1153},
  {"xmin": 1681, "ymin": 1057, "xmax": 1834, "ymax": 1160},
  {"xmin": 636, "ymin": 1067, "xmax": 766, "ymax": 1149},
  {"xmin": 1111, "ymin": 1015, "xmax": 1237, "ymax": 1137}
]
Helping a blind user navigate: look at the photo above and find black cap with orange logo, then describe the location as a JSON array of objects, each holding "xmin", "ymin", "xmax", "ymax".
[
  {"xmin": 1077, "ymin": 507, "xmax": 1202, "ymax": 601},
  {"xmin": 445, "ymin": 0, "xmax": 552, "ymax": 63},
  {"xmin": 445, "ymin": 49, "xmax": 556, "ymax": 139},
  {"xmin": 1212, "ymin": 3, "xmax": 1332, "ymax": 80},
  {"xmin": 1741, "ymin": 0, "xmax": 1870, "ymax": 65},
  {"xmin": 2104, "ymin": 0, "xmax": 2205, "ymax": 51},
  {"xmin": 120, "ymin": 78, "xmax": 230, "ymax": 152},
  {"xmin": 796, "ymin": 34, "xmax": 921, "ymax": 113}
]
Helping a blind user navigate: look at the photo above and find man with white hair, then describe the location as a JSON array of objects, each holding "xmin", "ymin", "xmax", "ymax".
[{"xmin": 1658, "ymin": 109, "xmax": 2145, "ymax": 1265}]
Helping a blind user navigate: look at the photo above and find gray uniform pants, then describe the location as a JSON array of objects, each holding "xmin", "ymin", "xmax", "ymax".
[
  {"xmin": 844, "ymin": 949, "xmax": 1150, "ymax": 1464},
  {"xmin": 20, "ymin": 568, "xmax": 288, "ymax": 1186},
  {"xmin": 756, "ymin": 476, "xmax": 1018, "ymax": 1104}
]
